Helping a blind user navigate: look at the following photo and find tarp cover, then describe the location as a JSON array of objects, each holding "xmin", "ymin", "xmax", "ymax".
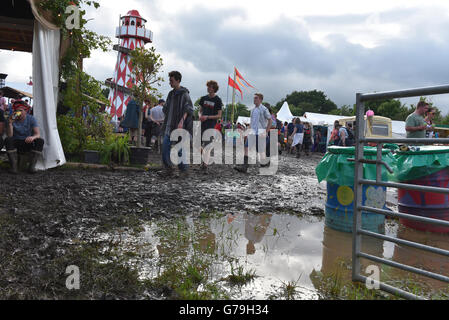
[
  {"xmin": 315, "ymin": 146, "xmax": 397, "ymax": 186},
  {"xmin": 393, "ymin": 146, "xmax": 449, "ymax": 181},
  {"xmin": 32, "ymin": 21, "xmax": 66, "ymax": 170}
]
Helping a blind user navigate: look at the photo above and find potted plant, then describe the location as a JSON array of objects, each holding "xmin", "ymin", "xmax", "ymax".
[
  {"xmin": 83, "ymin": 135, "xmax": 101, "ymax": 164},
  {"xmin": 100, "ymin": 134, "xmax": 130, "ymax": 165}
]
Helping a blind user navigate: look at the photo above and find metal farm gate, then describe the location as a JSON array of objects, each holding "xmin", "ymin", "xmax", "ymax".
[{"xmin": 352, "ymin": 85, "xmax": 449, "ymax": 299}]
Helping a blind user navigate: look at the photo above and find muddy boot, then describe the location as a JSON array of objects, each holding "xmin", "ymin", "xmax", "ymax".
[
  {"xmin": 28, "ymin": 150, "xmax": 42, "ymax": 173},
  {"xmin": 7, "ymin": 150, "xmax": 18, "ymax": 174},
  {"xmin": 234, "ymin": 156, "xmax": 248, "ymax": 173}
]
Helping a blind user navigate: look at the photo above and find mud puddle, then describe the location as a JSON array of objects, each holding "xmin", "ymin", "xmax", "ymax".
[{"xmin": 97, "ymin": 211, "xmax": 449, "ymax": 300}]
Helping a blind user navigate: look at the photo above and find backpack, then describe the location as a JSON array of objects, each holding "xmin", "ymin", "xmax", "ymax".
[{"xmin": 340, "ymin": 127, "xmax": 354, "ymax": 146}]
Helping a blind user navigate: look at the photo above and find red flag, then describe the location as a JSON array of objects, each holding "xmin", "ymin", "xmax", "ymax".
[
  {"xmin": 234, "ymin": 67, "xmax": 255, "ymax": 89},
  {"xmin": 228, "ymin": 76, "xmax": 243, "ymax": 99}
]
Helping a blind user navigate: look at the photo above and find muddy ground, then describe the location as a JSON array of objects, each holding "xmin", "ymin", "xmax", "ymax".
[{"xmin": 0, "ymin": 151, "xmax": 327, "ymax": 299}]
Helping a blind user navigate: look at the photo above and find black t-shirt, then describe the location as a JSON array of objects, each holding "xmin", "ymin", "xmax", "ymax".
[
  {"xmin": 199, "ymin": 95, "xmax": 223, "ymax": 130},
  {"xmin": 0, "ymin": 109, "xmax": 5, "ymax": 123}
]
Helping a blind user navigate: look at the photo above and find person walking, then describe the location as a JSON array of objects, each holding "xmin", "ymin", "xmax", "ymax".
[
  {"xmin": 198, "ymin": 80, "xmax": 223, "ymax": 171},
  {"xmin": 234, "ymin": 93, "xmax": 272, "ymax": 173},
  {"xmin": 161, "ymin": 71, "xmax": 194, "ymax": 176},
  {"xmin": 303, "ymin": 122, "xmax": 312, "ymax": 156},
  {"xmin": 290, "ymin": 118, "xmax": 304, "ymax": 158}
]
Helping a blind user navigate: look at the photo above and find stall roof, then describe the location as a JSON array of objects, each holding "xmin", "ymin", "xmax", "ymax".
[
  {"xmin": 1, "ymin": 0, "xmax": 35, "ymax": 52},
  {"xmin": 303, "ymin": 112, "xmax": 348, "ymax": 126},
  {"xmin": 0, "ymin": 86, "xmax": 32, "ymax": 99},
  {"xmin": 0, "ymin": 0, "xmax": 59, "ymax": 52}
]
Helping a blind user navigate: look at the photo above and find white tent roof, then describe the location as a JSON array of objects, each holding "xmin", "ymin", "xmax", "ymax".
[
  {"xmin": 236, "ymin": 116, "xmax": 251, "ymax": 125},
  {"xmin": 303, "ymin": 112, "xmax": 348, "ymax": 126},
  {"xmin": 276, "ymin": 101, "xmax": 294, "ymax": 123}
]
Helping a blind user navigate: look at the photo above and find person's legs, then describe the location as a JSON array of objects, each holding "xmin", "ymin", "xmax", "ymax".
[
  {"xmin": 145, "ymin": 124, "xmax": 152, "ymax": 147},
  {"xmin": 162, "ymin": 134, "xmax": 172, "ymax": 169},
  {"xmin": 28, "ymin": 138, "xmax": 44, "ymax": 173},
  {"xmin": 5, "ymin": 137, "xmax": 19, "ymax": 173}
]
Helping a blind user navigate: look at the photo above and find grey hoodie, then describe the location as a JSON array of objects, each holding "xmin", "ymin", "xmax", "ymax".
[{"xmin": 162, "ymin": 86, "xmax": 194, "ymax": 136}]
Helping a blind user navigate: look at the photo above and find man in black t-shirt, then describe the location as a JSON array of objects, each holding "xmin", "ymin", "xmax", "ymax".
[
  {"xmin": 0, "ymin": 108, "xmax": 5, "ymax": 150},
  {"xmin": 199, "ymin": 80, "xmax": 223, "ymax": 170}
]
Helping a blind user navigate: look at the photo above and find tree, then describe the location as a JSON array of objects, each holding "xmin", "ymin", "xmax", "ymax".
[
  {"xmin": 39, "ymin": 0, "xmax": 112, "ymax": 117},
  {"xmin": 328, "ymin": 104, "xmax": 354, "ymax": 116},
  {"xmin": 275, "ymin": 90, "xmax": 338, "ymax": 114},
  {"xmin": 222, "ymin": 103, "xmax": 250, "ymax": 121},
  {"xmin": 129, "ymin": 46, "xmax": 164, "ymax": 148}
]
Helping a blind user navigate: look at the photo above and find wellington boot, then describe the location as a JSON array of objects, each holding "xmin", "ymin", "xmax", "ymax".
[
  {"xmin": 28, "ymin": 150, "xmax": 42, "ymax": 173},
  {"xmin": 7, "ymin": 150, "xmax": 18, "ymax": 174}
]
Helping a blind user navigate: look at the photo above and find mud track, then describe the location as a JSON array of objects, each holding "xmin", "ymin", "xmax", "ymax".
[{"xmin": 0, "ymin": 153, "xmax": 326, "ymax": 299}]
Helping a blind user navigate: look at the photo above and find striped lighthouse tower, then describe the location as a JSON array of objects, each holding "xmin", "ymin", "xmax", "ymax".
[{"xmin": 106, "ymin": 10, "xmax": 153, "ymax": 119}]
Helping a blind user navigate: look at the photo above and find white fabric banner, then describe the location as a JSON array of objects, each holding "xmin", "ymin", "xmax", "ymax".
[{"xmin": 32, "ymin": 21, "xmax": 66, "ymax": 170}]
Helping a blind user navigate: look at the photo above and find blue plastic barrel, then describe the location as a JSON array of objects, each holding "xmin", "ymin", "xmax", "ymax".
[{"xmin": 325, "ymin": 182, "xmax": 386, "ymax": 233}]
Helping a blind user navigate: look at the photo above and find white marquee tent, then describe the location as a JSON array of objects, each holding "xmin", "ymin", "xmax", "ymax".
[{"xmin": 276, "ymin": 102, "xmax": 294, "ymax": 123}]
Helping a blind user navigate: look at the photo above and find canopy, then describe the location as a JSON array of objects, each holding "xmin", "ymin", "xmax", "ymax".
[
  {"xmin": 236, "ymin": 116, "xmax": 250, "ymax": 125},
  {"xmin": 0, "ymin": 86, "xmax": 33, "ymax": 99},
  {"xmin": 303, "ymin": 112, "xmax": 348, "ymax": 126},
  {"xmin": 276, "ymin": 101, "xmax": 294, "ymax": 123}
]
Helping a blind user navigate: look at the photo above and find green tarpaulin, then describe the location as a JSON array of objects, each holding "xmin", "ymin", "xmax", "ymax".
[
  {"xmin": 393, "ymin": 146, "xmax": 449, "ymax": 182},
  {"xmin": 315, "ymin": 146, "xmax": 397, "ymax": 186}
]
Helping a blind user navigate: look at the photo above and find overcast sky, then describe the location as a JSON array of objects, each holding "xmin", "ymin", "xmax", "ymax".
[{"xmin": 2, "ymin": 0, "xmax": 449, "ymax": 114}]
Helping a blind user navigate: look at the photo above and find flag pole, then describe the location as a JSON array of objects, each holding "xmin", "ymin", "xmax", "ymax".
[
  {"xmin": 231, "ymin": 68, "xmax": 236, "ymax": 130},
  {"xmin": 225, "ymin": 77, "xmax": 229, "ymax": 123}
]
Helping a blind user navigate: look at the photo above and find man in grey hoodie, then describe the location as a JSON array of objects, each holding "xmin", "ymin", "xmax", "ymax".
[{"xmin": 161, "ymin": 71, "xmax": 194, "ymax": 175}]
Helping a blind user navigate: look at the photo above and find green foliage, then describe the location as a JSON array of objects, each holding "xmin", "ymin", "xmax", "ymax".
[
  {"xmin": 39, "ymin": 0, "xmax": 111, "ymax": 115},
  {"xmin": 223, "ymin": 103, "xmax": 250, "ymax": 120},
  {"xmin": 99, "ymin": 134, "xmax": 130, "ymax": 165},
  {"xmin": 57, "ymin": 115, "xmax": 86, "ymax": 154},
  {"xmin": 275, "ymin": 90, "xmax": 338, "ymax": 114},
  {"xmin": 328, "ymin": 104, "xmax": 355, "ymax": 116},
  {"xmin": 364, "ymin": 99, "xmax": 413, "ymax": 121}
]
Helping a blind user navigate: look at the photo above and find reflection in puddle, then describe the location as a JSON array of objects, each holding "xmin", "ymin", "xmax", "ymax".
[{"xmin": 101, "ymin": 211, "xmax": 449, "ymax": 299}]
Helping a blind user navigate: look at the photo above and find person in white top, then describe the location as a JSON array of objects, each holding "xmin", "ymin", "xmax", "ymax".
[{"xmin": 234, "ymin": 93, "xmax": 272, "ymax": 173}]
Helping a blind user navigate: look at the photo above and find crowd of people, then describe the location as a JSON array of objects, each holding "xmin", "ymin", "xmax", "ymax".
[{"xmin": 112, "ymin": 71, "xmax": 329, "ymax": 175}]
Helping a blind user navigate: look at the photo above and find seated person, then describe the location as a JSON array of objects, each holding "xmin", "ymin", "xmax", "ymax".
[{"xmin": 5, "ymin": 100, "xmax": 44, "ymax": 173}]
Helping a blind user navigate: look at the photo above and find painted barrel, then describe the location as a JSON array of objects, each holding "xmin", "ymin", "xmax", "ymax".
[
  {"xmin": 398, "ymin": 169, "xmax": 449, "ymax": 233},
  {"xmin": 325, "ymin": 182, "xmax": 386, "ymax": 233}
]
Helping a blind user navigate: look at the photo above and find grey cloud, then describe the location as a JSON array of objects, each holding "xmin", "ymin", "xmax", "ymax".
[{"xmin": 85, "ymin": 3, "xmax": 449, "ymax": 112}]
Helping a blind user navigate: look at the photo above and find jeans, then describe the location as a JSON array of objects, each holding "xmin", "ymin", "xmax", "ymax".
[
  {"xmin": 162, "ymin": 134, "xmax": 188, "ymax": 171},
  {"xmin": 5, "ymin": 137, "xmax": 45, "ymax": 153}
]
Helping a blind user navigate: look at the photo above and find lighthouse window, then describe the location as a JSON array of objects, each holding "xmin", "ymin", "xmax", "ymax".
[{"xmin": 131, "ymin": 21, "xmax": 135, "ymax": 26}]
